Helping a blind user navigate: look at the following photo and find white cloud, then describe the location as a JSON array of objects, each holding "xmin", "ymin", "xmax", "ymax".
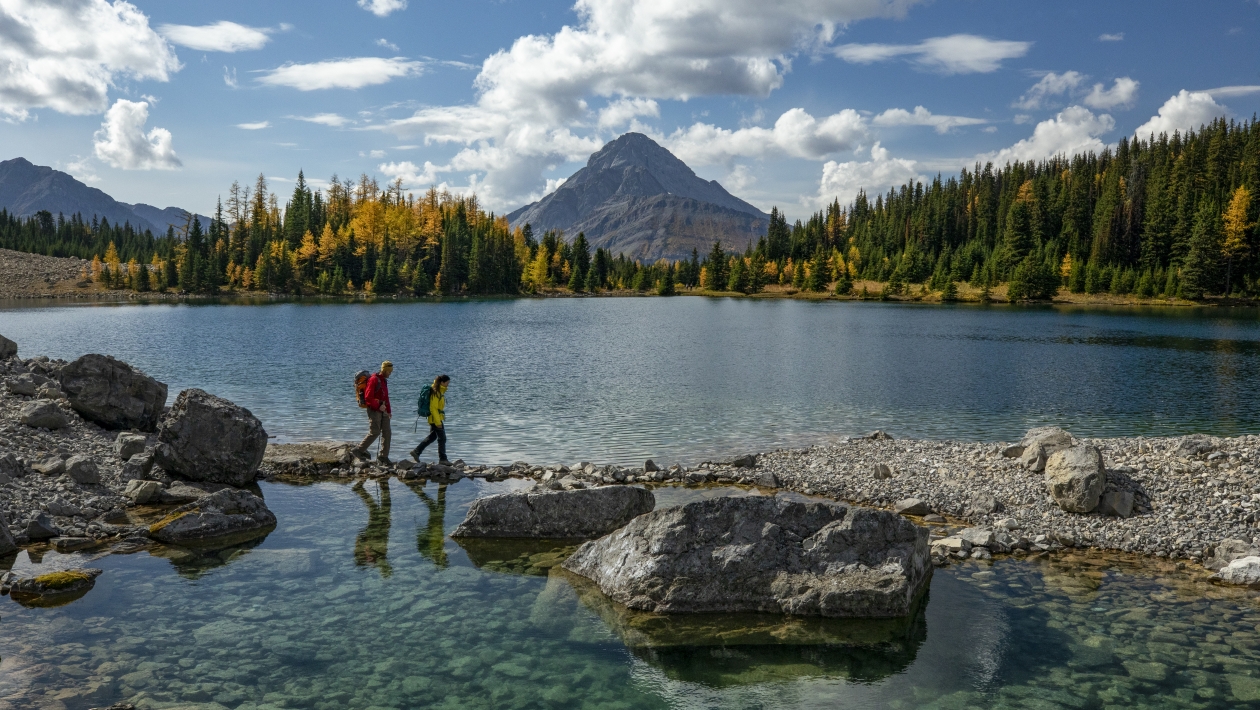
[
  {"xmin": 92, "ymin": 99, "xmax": 181, "ymax": 170},
  {"xmin": 159, "ymin": 21, "xmax": 271, "ymax": 53},
  {"xmin": 236, "ymin": 121, "xmax": 270, "ymax": 130},
  {"xmin": 359, "ymin": 0, "xmax": 406, "ymax": 16},
  {"xmin": 816, "ymin": 143, "xmax": 921, "ymax": 207},
  {"xmin": 1083, "ymin": 77, "xmax": 1138, "ymax": 110},
  {"xmin": 376, "ymin": 38, "xmax": 399, "ymax": 52},
  {"xmin": 1013, "ymin": 114, "xmax": 1032, "ymax": 124},
  {"xmin": 1133, "ymin": 90, "xmax": 1228, "ymax": 138},
  {"xmin": 223, "ymin": 66, "xmax": 238, "ymax": 88},
  {"xmin": 1013, "ymin": 71, "xmax": 1085, "ymax": 110},
  {"xmin": 725, "ymin": 164, "xmax": 756, "ymax": 192},
  {"xmin": 598, "ymin": 98, "xmax": 659, "ymax": 129},
  {"xmin": 663, "ymin": 108, "xmax": 868, "ymax": 165},
  {"xmin": 1205, "ymin": 85, "xmax": 1260, "ymax": 98},
  {"xmin": 66, "ymin": 156, "xmax": 99, "ymax": 183},
  {"xmin": 873, "ymin": 106, "xmax": 987, "ymax": 134},
  {"xmin": 834, "ymin": 34, "xmax": 1031, "ymax": 74},
  {"xmin": 1098, "ymin": 33, "xmax": 1124, "ymax": 42},
  {"xmin": 982, "ymin": 125, "xmax": 997, "ymax": 133},
  {"xmin": 290, "ymin": 112, "xmax": 354, "ymax": 127},
  {"xmin": 380, "ymin": 160, "xmax": 445, "ymax": 187},
  {"xmin": 979, "ymin": 105, "xmax": 1114, "ymax": 165},
  {"xmin": 0, "ymin": 0, "xmax": 180, "ymax": 120},
  {"xmin": 257, "ymin": 57, "xmax": 423, "ymax": 90}
]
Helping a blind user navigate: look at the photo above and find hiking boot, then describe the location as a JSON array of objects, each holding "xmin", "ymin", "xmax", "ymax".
[
  {"xmin": 439, "ymin": 459, "xmax": 453, "ymax": 466},
  {"xmin": 378, "ymin": 455, "xmax": 392, "ymax": 466},
  {"xmin": 409, "ymin": 448, "xmax": 420, "ymax": 462},
  {"xmin": 350, "ymin": 447, "xmax": 369, "ymax": 460}
]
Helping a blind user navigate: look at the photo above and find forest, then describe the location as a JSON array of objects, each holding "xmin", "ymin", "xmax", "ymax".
[{"xmin": 0, "ymin": 117, "xmax": 1256, "ymax": 301}]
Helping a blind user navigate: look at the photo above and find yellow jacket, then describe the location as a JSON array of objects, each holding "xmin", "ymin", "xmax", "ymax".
[{"xmin": 428, "ymin": 387, "xmax": 446, "ymax": 427}]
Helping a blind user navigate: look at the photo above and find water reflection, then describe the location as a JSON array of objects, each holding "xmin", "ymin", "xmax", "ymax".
[
  {"xmin": 352, "ymin": 479, "xmax": 392, "ymax": 577},
  {"xmin": 454, "ymin": 536, "xmax": 581, "ymax": 576},
  {"xmin": 404, "ymin": 480, "xmax": 449, "ymax": 568},
  {"xmin": 148, "ymin": 534, "xmax": 271, "ymax": 578}
]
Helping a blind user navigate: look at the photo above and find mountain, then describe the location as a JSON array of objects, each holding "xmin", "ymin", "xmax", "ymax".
[
  {"xmin": 507, "ymin": 133, "xmax": 769, "ymax": 262},
  {"xmin": 0, "ymin": 157, "xmax": 207, "ymax": 234}
]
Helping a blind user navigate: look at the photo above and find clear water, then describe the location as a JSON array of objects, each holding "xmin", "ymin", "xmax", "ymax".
[
  {"xmin": 1, "ymin": 298, "xmax": 1259, "ymax": 466},
  {"xmin": 3, "ymin": 479, "xmax": 1260, "ymax": 709}
]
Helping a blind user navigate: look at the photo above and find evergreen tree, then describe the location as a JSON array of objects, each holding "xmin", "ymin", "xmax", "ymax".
[{"xmin": 1180, "ymin": 200, "xmax": 1223, "ymax": 298}]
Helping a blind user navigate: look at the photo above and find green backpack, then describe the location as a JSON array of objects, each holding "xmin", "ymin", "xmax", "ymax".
[{"xmin": 416, "ymin": 384, "xmax": 433, "ymax": 418}]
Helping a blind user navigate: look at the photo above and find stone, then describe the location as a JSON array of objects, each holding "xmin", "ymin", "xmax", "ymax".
[
  {"xmin": 684, "ymin": 471, "xmax": 709, "ymax": 484},
  {"xmin": 0, "ymin": 452, "xmax": 23, "ymax": 480},
  {"xmin": 452, "ymin": 486, "xmax": 655, "ymax": 538},
  {"xmin": 1001, "ymin": 444, "xmax": 1025, "ymax": 458},
  {"xmin": 45, "ymin": 498, "xmax": 82, "ymax": 517},
  {"xmin": 931, "ymin": 537, "xmax": 972, "ymax": 555},
  {"xmin": 8, "ymin": 568, "xmax": 102, "ymax": 604},
  {"xmin": 161, "ymin": 481, "xmax": 212, "ymax": 504},
  {"xmin": 0, "ymin": 509, "xmax": 16, "ymax": 556},
  {"xmin": 1019, "ymin": 426, "xmax": 1074, "ymax": 472},
  {"xmin": 121, "ymin": 451, "xmax": 154, "ymax": 480},
  {"xmin": 922, "ymin": 514, "xmax": 946, "ymax": 523},
  {"xmin": 958, "ymin": 527, "xmax": 995, "ymax": 547},
  {"xmin": 563, "ymin": 496, "xmax": 931, "ymax": 618},
  {"xmin": 0, "ymin": 333, "xmax": 15, "ymax": 359},
  {"xmin": 123, "ymin": 479, "xmax": 163, "ymax": 505},
  {"xmin": 26, "ymin": 513, "xmax": 58, "ymax": 540},
  {"xmin": 148, "ymin": 488, "xmax": 277, "ymax": 544},
  {"xmin": 154, "ymin": 388, "xmax": 269, "ymax": 487},
  {"xmin": 731, "ymin": 454, "xmax": 757, "ymax": 468},
  {"xmin": 7, "ymin": 372, "xmax": 44, "ymax": 396},
  {"xmin": 1096, "ymin": 491, "xmax": 1135, "ymax": 518},
  {"xmin": 1176, "ymin": 434, "xmax": 1217, "ymax": 458},
  {"xmin": 963, "ymin": 492, "xmax": 1002, "ymax": 517},
  {"xmin": 33, "ymin": 456, "xmax": 66, "ymax": 476},
  {"xmin": 52, "ymin": 537, "xmax": 97, "ymax": 552},
  {"xmin": 20, "ymin": 400, "xmax": 68, "ymax": 429},
  {"xmin": 59, "ymin": 354, "xmax": 168, "ymax": 431},
  {"xmin": 1212, "ymin": 556, "xmax": 1260, "ymax": 588},
  {"xmin": 857, "ymin": 430, "xmax": 893, "ymax": 440},
  {"xmin": 756, "ymin": 471, "xmax": 780, "ymax": 488},
  {"xmin": 115, "ymin": 432, "xmax": 147, "ymax": 460},
  {"xmin": 894, "ymin": 498, "xmax": 932, "ymax": 516},
  {"xmin": 996, "ymin": 518, "xmax": 1020, "ymax": 530},
  {"xmin": 1206, "ymin": 539, "xmax": 1260, "ymax": 571},
  {"xmin": 1044, "ymin": 445, "xmax": 1105, "ymax": 513},
  {"xmin": 644, "ymin": 459, "xmax": 658, "ymax": 472},
  {"xmin": 36, "ymin": 382, "xmax": 62, "ymax": 399},
  {"xmin": 64, "ymin": 455, "xmax": 100, "ymax": 485},
  {"xmin": 872, "ymin": 463, "xmax": 894, "ymax": 480}
]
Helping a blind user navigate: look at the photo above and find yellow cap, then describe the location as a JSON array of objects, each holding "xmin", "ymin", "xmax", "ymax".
[{"xmin": 381, "ymin": 361, "xmax": 394, "ymax": 372}]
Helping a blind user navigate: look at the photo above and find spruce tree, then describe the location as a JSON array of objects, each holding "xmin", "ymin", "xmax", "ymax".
[{"xmin": 1180, "ymin": 200, "xmax": 1223, "ymax": 299}]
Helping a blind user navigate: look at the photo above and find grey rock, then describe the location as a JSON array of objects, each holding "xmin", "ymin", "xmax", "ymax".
[
  {"xmin": 731, "ymin": 454, "xmax": 757, "ymax": 468},
  {"xmin": 52, "ymin": 536, "xmax": 96, "ymax": 552},
  {"xmin": 1019, "ymin": 426, "xmax": 1074, "ymax": 472},
  {"xmin": 857, "ymin": 430, "xmax": 894, "ymax": 441},
  {"xmin": 958, "ymin": 527, "xmax": 995, "ymax": 547},
  {"xmin": 684, "ymin": 471, "xmax": 710, "ymax": 484},
  {"xmin": 121, "ymin": 451, "xmax": 154, "ymax": 481},
  {"xmin": 123, "ymin": 479, "xmax": 162, "ymax": 505},
  {"xmin": 19, "ymin": 400, "xmax": 68, "ymax": 429},
  {"xmin": 154, "ymin": 388, "xmax": 268, "ymax": 487},
  {"xmin": 33, "ymin": 456, "xmax": 65, "ymax": 476},
  {"xmin": 452, "ymin": 485, "xmax": 655, "ymax": 538},
  {"xmin": 45, "ymin": 497, "xmax": 82, "ymax": 517},
  {"xmin": 26, "ymin": 513, "xmax": 58, "ymax": 540},
  {"xmin": 59, "ymin": 354, "xmax": 168, "ymax": 431},
  {"xmin": 1205, "ymin": 539, "xmax": 1260, "ymax": 571},
  {"xmin": 932, "ymin": 536, "xmax": 972, "ymax": 556},
  {"xmin": 0, "ymin": 510, "xmax": 16, "ymax": 556},
  {"xmin": 149, "ymin": 488, "xmax": 277, "ymax": 544},
  {"xmin": 115, "ymin": 432, "xmax": 147, "ymax": 460},
  {"xmin": 1044, "ymin": 445, "xmax": 1105, "ymax": 513},
  {"xmin": 9, "ymin": 568, "xmax": 102, "ymax": 602},
  {"xmin": 1175, "ymin": 434, "xmax": 1218, "ymax": 458},
  {"xmin": 894, "ymin": 498, "xmax": 932, "ymax": 516},
  {"xmin": 1096, "ymin": 491, "xmax": 1135, "ymax": 518},
  {"xmin": 963, "ymin": 492, "xmax": 1003, "ymax": 517},
  {"xmin": 0, "ymin": 333, "xmax": 15, "ymax": 359},
  {"xmin": 644, "ymin": 459, "xmax": 659, "ymax": 473},
  {"xmin": 756, "ymin": 471, "xmax": 780, "ymax": 488},
  {"xmin": 872, "ymin": 463, "xmax": 894, "ymax": 480},
  {"xmin": 1212, "ymin": 556, "xmax": 1260, "ymax": 588},
  {"xmin": 7, "ymin": 372, "xmax": 45, "ymax": 396},
  {"xmin": 160, "ymin": 481, "xmax": 211, "ymax": 504},
  {"xmin": 562, "ymin": 496, "xmax": 931, "ymax": 618},
  {"xmin": 0, "ymin": 452, "xmax": 22, "ymax": 480},
  {"xmin": 64, "ymin": 455, "xmax": 99, "ymax": 485},
  {"xmin": 1001, "ymin": 444, "xmax": 1025, "ymax": 458},
  {"xmin": 36, "ymin": 382, "xmax": 63, "ymax": 399}
]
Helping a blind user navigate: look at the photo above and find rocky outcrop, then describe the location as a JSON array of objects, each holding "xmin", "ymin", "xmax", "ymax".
[
  {"xmin": 19, "ymin": 400, "xmax": 67, "ymax": 429},
  {"xmin": 562, "ymin": 496, "xmax": 931, "ymax": 618},
  {"xmin": 452, "ymin": 485, "xmax": 655, "ymax": 538},
  {"xmin": 148, "ymin": 489, "xmax": 276, "ymax": 545},
  {"xmin": 59, "ymin": 354, "xmax": 167, "ymax": 431},
  {"xmin": 1044, "ymin": 445, "xmax": 1106, "ymax": 513},
  {"xmin": 154, "ymin": 389, "xmax": 268, "ymax": 487}
]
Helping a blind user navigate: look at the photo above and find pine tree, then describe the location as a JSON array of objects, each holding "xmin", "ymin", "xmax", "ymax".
[
  {"xmin": 1180, "ymin": 200, "xmax": 1223, "ymax": 299},
  {"xmin": 1222, "ymin": 185, "xmax": 1254, "ymax": 295}
]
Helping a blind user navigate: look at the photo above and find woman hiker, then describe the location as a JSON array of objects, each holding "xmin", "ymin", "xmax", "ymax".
[{"xmin": 410, "ymin": 374, "xmax": 450, "ymax": 464}]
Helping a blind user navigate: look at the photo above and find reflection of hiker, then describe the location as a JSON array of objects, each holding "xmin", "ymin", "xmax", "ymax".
[
  {"xmin": 355, "ymin": 361, "xmax": 393, "ymax": 464},
  {"xmin": 410, "ymin": 374, "xmax": 450, "ymax": 464},
  {"xmin": 352, "ymin": 479, "xmax": 392, "ymax": 577},
  {"xmin": 407, "ymin": 481, "xmax": 448, "ymax": 568}
]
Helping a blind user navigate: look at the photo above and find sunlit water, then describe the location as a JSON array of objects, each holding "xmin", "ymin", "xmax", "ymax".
[
  {"xmin": 3, "ymin": 480, "xmax": 1260, "ymax": 709},
  {"xmin": 2, "ymin": 298, "xmax": 1260, "ymax": 465}
]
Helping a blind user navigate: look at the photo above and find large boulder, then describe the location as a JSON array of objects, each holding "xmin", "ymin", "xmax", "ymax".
[
  {"xmin": 64, "ymin": 455, "xmax": 100, "ymax": 485},
  {"xmin": 154, "ymin": 389, "xmax": 268, "ymax": 487},
  {"xmin": 19, "ymin": 401, "xmax": 68, "ymax": 429},
  {"xmin": 0, "ymin": 334, "xmax": 15, "ymax": 359},
  {"xmin": 452, "ymin": 486, "xmax": 655, "ymax": 538},
  {"xmin": 562, "ymin": 496, "xmax": 932, "ymax": 618},
  {"xmin": 59, "ymin": 354, "xmax": 167, "ymax": 431},
  {"xmin": 1212, "ymin": 556, "xmax": 1260, "ymax": 588},
  {"xmin": 1019, "ymin": 426, "xmax": 1074, "ymax": 472},
  {"xmin": 1044, "ymin": 445, "xmax": 1105, "ymax": 513},
  {"xmin": 148, "ymin": 488, "xmax": 276, "ymax": 545}
]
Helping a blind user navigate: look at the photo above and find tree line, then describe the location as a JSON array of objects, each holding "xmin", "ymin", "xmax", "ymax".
[{"xmin": 1, "ymin": 117, "xmax": 1256, "ymax": 301}]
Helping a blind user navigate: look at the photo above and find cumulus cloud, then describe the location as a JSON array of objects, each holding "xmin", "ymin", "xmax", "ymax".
[
  {"xmin": 664, "ymin": 108, "xmax": 868, "ymax": 165},
  {"xmin": 290, "ymin": 112, "xmax": 354, "ymax": 126},
  {"xmin": 1083, "ymin": 77, "xmax": 1139, "ymax": 110},
  {"xmin": 816, "ymin": 143, "xmax": 921, "ymax": 207},
  {"xmin": 159, "ymin": 21, "xmax": 271, "ymax": 52},
  {"xmin": 597, "ymin": 98, "xmax": 659, "ymax": 129},
  {"xmin": 0, "ymin": 0, "xmax": 180, "ymax": 120},
  {"xmin": 1133, "ymin": 90, "xmax": 1228, "ymax": 138},
  {"xmin": 979, "ymin": 105, "xmax": 1114, "ymax": 165},
  {"xmin": 257, "ymin": 57, "xmax": 423, "ymax": 90},
  {"xmin": 1013, "ymin": 71, "xmax": 1085, "ymax": 110},
  {"xmin": 872, "ymin": 106, "xmax": 987, "ymax": 134},
  {"xmin": 835, "ymin": 34, "xmax": 1031, "ymax": 74},
  {"xmin": 92, "ymin": 99, "xmax": 181, "ymax": 169},
  {"xmin": 236, "ymin": 121, "xmax": 270, "ymax": 130},
  {"xmin": 359, "ymin": 0, "xmax": 406, "ymax": 17},
  {"xmin": 379, "ymin": 160, "xmax": 445, "ymax": 187}
]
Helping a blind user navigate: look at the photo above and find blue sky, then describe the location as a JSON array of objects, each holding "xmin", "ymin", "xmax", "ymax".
[{"xmin": 2, "ymin": 0, "xmax": 1258, "ymax": 220}]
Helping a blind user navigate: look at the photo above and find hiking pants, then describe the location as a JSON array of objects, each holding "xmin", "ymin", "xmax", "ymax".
[
  {"xmin": 360, "ymin": 409, "xmax": 391, "ymax": 458},
  {"xmin": 417, "ymin": 424, "xmax": 446, "ymax": 461}
]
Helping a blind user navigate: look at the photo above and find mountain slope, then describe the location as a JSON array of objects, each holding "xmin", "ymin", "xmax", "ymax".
[
  {"xmin": 508, "ymin": 133, "xmax": 768, "ymax": 262},
  {"xmin": 0, "ymin": 158, "xmax": 206, "ymax": 234}
]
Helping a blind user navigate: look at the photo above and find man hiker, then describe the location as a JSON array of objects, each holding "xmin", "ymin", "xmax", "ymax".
[
  {"xmin": 355, "ymin": 361, "xmax": 393, "ymax": 464},
  {"xmin": 410, "ymin": 374, "xmax": 450, "ymax": 464}
]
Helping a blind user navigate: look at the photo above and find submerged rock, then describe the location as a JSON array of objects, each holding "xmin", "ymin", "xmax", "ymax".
[
  {"xmin": 148, "ymin": 488, "xmax": 276, "ymax": 545},
  {"xmin": 7, "ymin": 568, "xmax": 103, "ymax": 607},
  {"xmin": 154, "ymin": 389, "xmax": 269, "ymax": 487},
  {"xmin": 562, "ymin": 496, "xmax": 931, "ymax": 618},
  {"xmin": 452, "ymin": 485, "xmax": 654, "ymax": 538},
  {"xmin": 59, "ymin": 354, "xmax": 168, "ymax": 431},
  {"xmin": 1044, "ymin": 445, "xmax": 1105, "ymax": 513}
]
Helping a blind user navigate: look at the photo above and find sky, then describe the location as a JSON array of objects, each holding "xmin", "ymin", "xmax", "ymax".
[{"xmin": 2, "ymin": 0, "xmax": 1259, "ymax": 221}]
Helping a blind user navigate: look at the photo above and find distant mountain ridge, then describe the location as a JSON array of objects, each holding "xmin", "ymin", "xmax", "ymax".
[
  {"xmin": 508, "ymin": 133, "xmax": 768, "ymax": 262},
  {"xmin": 0, "ymin": 157, "xmax": 207, "ymax": 234}
]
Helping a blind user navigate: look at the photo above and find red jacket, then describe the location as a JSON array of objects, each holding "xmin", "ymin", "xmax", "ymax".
[{"xmin": 364, "ymin": 373, "xmax": 391, "ymax": 415}]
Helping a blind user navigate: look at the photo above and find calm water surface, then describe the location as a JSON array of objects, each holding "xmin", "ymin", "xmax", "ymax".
[
  {"xmin": 1, "ymin": 298, "xmax": 1259, "ymax": 465},
  {"xmin": 2, "ymin": 480, "xmax": 1259, "ymax": 709}
]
